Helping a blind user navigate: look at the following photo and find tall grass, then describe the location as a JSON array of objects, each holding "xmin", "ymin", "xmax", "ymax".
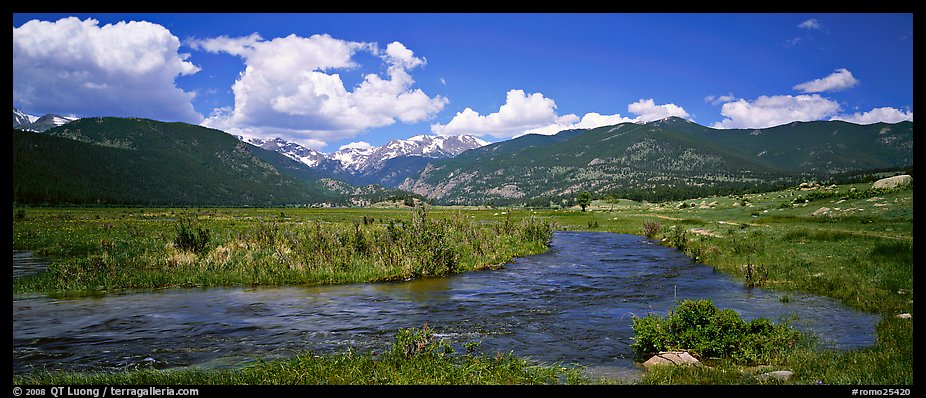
[{"xmin": 13, "ymin": 206, "xmax": 555, "ymax": 294}]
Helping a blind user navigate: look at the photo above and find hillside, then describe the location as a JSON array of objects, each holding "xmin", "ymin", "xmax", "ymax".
[
  {"xmin": 13, "ymin": 118, "xmax": 342, "ymax": 206},
  {"xmin": 400, "ymin": 118, "xmax": 913, "ymax": 205}
]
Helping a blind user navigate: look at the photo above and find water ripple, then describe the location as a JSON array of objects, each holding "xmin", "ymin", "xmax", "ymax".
[{"xmin": 13, "ymin": 232, "xmax": 879, "ymax": 379}]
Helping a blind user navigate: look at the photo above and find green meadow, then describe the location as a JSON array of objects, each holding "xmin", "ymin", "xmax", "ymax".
[{"xmin": 12, "ymin": 180, "xmax": 913, "ymax": 385}]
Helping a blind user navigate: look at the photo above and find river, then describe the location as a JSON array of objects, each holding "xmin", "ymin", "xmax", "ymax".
[{"xmin": 12, "ymin": 231, "xmax": 879, "ymax": 381}]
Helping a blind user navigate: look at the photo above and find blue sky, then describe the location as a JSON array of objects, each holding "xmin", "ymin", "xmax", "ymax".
[{"xmin": 13, "ymin": 13, "xmax": 913, "ymax": 152}]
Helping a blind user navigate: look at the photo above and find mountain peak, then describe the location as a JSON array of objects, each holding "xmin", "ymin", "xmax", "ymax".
[
  {"xmin": 239, "ymin": 133, "xmax": 489, "ymax": 174},
  {"xmin": 238, "ymin": 135, "xmax": 328, "ymax": 167},
  {"xmin": 13, "ymin": 107, "xmax": 77, "ymax": 132},
  {"xmin": 13, "ymin": 107, "xmax": 39, "ymax": 127},
  {"xmin": 336, "ymin": 134, "xmax": 488, "ymax": 173},
  {"xmin": 645, "ymin": 116, "xmax": 693, "ymax": 125}
]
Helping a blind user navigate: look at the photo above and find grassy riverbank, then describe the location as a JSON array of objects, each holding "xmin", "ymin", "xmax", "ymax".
[
  {"xmin": 13, "ymin": 206, "xmax": 553, "ymax": 295},
  {"xmin": 549, "ymin": 180, "xmax": 913, "ymax": 384},
  {"xmin": 11, "ymin": 180, "xmax": 913, "ymax": 384},
  {"xmin": 13, "ymin": 325, "xmax": 593, "ymax": 385}
]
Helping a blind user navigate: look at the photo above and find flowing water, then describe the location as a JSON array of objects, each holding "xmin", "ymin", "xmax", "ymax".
[
  {"xmin": 12, "ymin": 232, "xmax": 879, "ymax": 381},
  {"xmin": 12, "ymin": 250, "xmax": 51, "ymax": 278}
]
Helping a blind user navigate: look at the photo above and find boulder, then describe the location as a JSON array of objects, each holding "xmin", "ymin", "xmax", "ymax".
[
  {"xmin": 758, "ymin": 370, "xmax": 794, "ymax": 382},
  {"xmin": 872, "ymin": 175, "xmax": 912, "ymax": 190},
  {"xmin": 896, "ymin": 313, "xmax": 912, "ymax": 319},
  {"xmin": 642, "ymin": 351, "xmax": 700, "ymax": 369},
  {"xmin": 811, "ymin": 207, "xmax": 831, "ymax": 217}
]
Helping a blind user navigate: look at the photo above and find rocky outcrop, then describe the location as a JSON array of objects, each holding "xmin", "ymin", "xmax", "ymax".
[
  {"xmin": 872, "ymin": 175, "xmax": 912, "ymax": 190},
  {"xmin": 641, "ymin": 351, "xmax": 701, "ymax": 369},
  {"xmin": 757, "ymin": 370, "xmax": 794, "ymax": 382}
]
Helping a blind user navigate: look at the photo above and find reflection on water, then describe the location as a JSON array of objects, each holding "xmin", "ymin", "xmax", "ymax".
[
  {"xmin": 12, "ymin": 251, "xmax": 51, "ymax": 278},
  {"xmin": 12, "ymin": 232, "xmax": 879, "ymax": 381}
]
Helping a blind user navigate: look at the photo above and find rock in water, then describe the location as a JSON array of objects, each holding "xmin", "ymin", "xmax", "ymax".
[
  {"xmin": 872, "ymin": 175, "xmax": 912, "ymax": 190},
  {"xmin": 642, "ymin": 351, "xmax": 700, "ymax": 369}
]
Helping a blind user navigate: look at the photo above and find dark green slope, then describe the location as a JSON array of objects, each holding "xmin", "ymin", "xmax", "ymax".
[
  {"xmin": 13, "ymin": 118, "xmax": 342, "ymax": 206},
  {"xmin": 645, "ymin": 117, "xmax": 913, "ymax": 173},
  {"xmin": 686, "ymin": 120, "xmax": 913, "ymax": 173},
  {"xmin": 401, "ymin": 118, "xmax": 913, "ymax": 204},
  {"xmin": 353, "ymin": 156, "xmax": 435, "ymax": 187}
]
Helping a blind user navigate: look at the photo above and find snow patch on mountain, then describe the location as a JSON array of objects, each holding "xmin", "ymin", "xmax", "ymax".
[
  {"xmin": 337, "ymin": 134, "xmax": 489, "ymax": 172},
  {"xmin": 332, "ymin": 144, "xmax": 376, "ymax": 172},
  {"xmin": 13, "ymin": 107, "xmax": 78, "ymax": 132},
  {"xmin": 237, "ymin": 135, "xmax": 328, "ymax": 167},
  {"xmin": 13, "ymin": 107, "xmax": 39, "ymax": 127},
  {"xmin": 238, "ymin": 134, "xmax": 488, "ymax": 174}
]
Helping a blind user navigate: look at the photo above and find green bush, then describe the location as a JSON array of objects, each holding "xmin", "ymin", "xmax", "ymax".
[
  {"xmin": 630, "ymin": 299, "xmax": 801, "ymax": 364},
  {"xmin": 392, "ymin": 324, "xmax": 455, "ymax": 359},
  {"xmin": 665, "ymin": 227, "xmax": 688, "ymax": 251},
  {"xmin": 520, "ymin": 216, "xmax": 555, "ymax": 243},
  {"xmin": 173, "ymin": 218, "xmax": 211, "ymax": 253}
]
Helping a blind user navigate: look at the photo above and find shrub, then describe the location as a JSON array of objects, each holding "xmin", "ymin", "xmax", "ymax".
[
  {"xmin": 743, "ymin": 262, "xmax": 768, "ymax": 288},
  {"xmin": 631, "ymin": 299, "xmax": 801, "ymax": 364},
  {"xmin": 666, "ymin": 227, "xmax": 688, "ymax": 251},
  {"xmin": 173, "ymin": 218, "xmax": 211, "ymax": 253},
  {"xmin": 520, "ymin": 217, "xmax": 555, "ymax": 243},
  {"xmin": 642, "ymin": 220, "xmax": 661, "ymax": 238},
  {"xmin": 392, "ymin": 324, "xmax": 454, "ymax": 358}
]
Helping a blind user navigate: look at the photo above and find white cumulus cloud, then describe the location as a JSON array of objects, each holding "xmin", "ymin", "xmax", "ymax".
[
  {"xmin": 520, "ymin": 112, "xmax": 641, "ymax": 136},
  {"xmin": 432, "ymin": 91, "xmax": 690, "ymax": 139},
  {"xmin": 627, "ymin": 99, "xmax": 690, "ymax": 122},
  {"xmin": 430, "ymin": 89, "xmax": 561, "ymax": 138},
  {"xmin": 384, "ymin": 41, "xmax": 425, "ymax": 70},
  {"xmin": 705, "ymin": 93, "xmax": 737, "ymax": 105},
  {"xmin": 831, "ymin": 107, "xmax": 913, "ymax": 124},
  {"xmin": 712, "ymin": 94, "xmax": 842, "ymax": 129},
  {"xmin": 798, "ymin": 19, "xmax": 821, "ymax": 30},
  {"xmin": 190, "ymin": 33, "xmax": 446, "ymax": 146},
  {"xmin": 13, "ymin": 17, "xmax": 202, "ymax": 122},
  {"xmin": 793, "ymin": 68, "xmax": 859, "ymax": 93},
  {"xmin": 338, "ymin": 141, "xmax": 374, "ymax": 151}
]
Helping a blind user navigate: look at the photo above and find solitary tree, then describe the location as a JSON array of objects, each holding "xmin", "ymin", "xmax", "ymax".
[{"xmin": 577, "ymin": 191, "xmax": 592, "ymax": 212}]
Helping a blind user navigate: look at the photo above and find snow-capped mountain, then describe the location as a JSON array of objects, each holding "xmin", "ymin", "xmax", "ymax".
[
  {"xmin": 332, "ymin": 145, "xmax": 376, "ymax": 172},
  {"xmin": 334, "ymin": 135, "xmax": 490, "ymax": 172},
  {"xmin": 373, "ymin": 134, "xmax": 489, "ymax": 167},
  {"xmin": 13, "ymin": 107, "xmax": 38, "ymax": 127},
  {"xmin": 238, "ymin": 136, "xmax": 329, "ymax": 168},
  {"xmin": 238, "ymin": 134, "xmax": 488, "ymax": 174},
  {"xmin": 13, "ymin": 107, "xmax": 78, "ymax": 132}
]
